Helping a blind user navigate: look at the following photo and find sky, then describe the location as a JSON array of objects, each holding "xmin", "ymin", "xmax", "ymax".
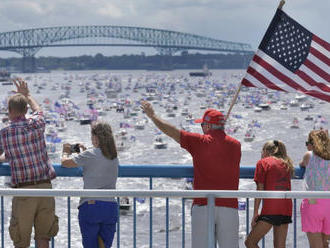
[{"xmin": 0, "ymin": 0, "xmax": 329, "ymax": 58}]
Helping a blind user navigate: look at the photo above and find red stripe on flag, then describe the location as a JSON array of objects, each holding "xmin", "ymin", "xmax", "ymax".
[
  {"xmin": 246, "ymin": 66, "xmax": 285, "ymax": 91},
  {"xmin": 313, "ymin": 35, "xmax": 330, "ymax": 51},
  {"xmin": 310, "ymin": 47, "xmax": 330, "ymax": 66},
  {"xmin": 304, "ymin": 59, "xmax": 330, "ymax": 82},
  {"xmin": 251, "ymin": 54, "xmax": 330, "ymax": 102},
  {"xmin": 252, "ymin": 54, "xmax": 306, "ymax": 91},
  {"xmin": 241, "ymin": 78, "xmax": 255, "ymax": 87},
  {"xmin": 296, "ymin": 70, "xmax": 330, "ymax": 93}
]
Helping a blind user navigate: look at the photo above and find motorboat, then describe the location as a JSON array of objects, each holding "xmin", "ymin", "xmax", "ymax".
[
  {"xmin": 304, "ymin": 115, "xmax": 313, "ymax": 121},
  {"xmin": 134, "ymin": 121, "xmax": 145, "ymax": 130},
  {"xmin": 189, "ymin": 64, "xmax": 212, "ymax": 77},
  {"xmin": 154, "ymin": 136, "xmax": 168, "ymax": 149},
  {"xmin": 254, "ymin": 107, "xmax": 262, "ymax": 112},
  {"xmin": 258, "ymin": 103, "xmax": 271, "ymax": 110},
  {"xmin": 290, "ymin": 118, "xmax": 299, "ymax": 129},
  {"xmin": 244, "ymin": 129, "xmax": 255, "ymax": 142},
  {"xmin": 300, "ymin": 103, "xmax": 310, "ymax": 111},
  {"xmin": 119, "ymin": 197, "xmax": 132, "ymax": 214}
]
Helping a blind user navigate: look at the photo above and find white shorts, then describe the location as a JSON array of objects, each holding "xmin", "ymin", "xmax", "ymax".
[{"xmin": 191, "ymin": 205, "xmax": 239, "ymax": 248}]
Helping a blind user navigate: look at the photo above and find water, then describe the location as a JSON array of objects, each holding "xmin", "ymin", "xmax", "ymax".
[{"xmin": 0, "ymin": 69, "xmax": 329, "ymax": 247}]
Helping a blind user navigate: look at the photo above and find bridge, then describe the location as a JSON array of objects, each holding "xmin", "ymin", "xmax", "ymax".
[{"xmin": 0, "ymin": 25, "xmax": 253, "ymax": 72}]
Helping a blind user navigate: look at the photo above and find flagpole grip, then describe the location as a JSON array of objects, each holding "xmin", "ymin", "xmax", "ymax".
[{"xmin": 278, "ymin": 0, "xmax": 285, "ymax": 10}]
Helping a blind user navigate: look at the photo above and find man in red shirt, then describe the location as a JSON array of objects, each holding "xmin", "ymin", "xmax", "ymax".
[{"xmin": 141, "ymin": 101, "xmax": 241, "ymax": 248}]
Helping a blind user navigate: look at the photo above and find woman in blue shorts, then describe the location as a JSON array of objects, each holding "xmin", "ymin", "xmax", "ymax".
[
  {"xmin": 245, "ymin": 140, "xmax": 294, "ymax": 248},
  {"xmin": 62, "ymin": 121, "xmax": 119, "ymax": 248}
]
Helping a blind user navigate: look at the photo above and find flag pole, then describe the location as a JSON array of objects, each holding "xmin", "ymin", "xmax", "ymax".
[{"xmin": 224, "ymin": 0, "xmax": 286, "ymax": 122}]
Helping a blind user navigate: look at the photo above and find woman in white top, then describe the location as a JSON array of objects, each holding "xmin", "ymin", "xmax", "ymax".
[{"xmin": 62, "ymin": 121, "xmax": 119, "ymax": 248}]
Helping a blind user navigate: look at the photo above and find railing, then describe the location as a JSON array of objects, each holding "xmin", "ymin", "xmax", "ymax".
[{"xmin": 0, "ymin": 164, "xmax": 311, "ymax": 248}]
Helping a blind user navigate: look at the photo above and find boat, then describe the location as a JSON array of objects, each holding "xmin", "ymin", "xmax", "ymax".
[
  {"xmin": 154, "ymin": 136, "xmax": 168, "ymax": 149},
  {"xmin": 119, "ymin": 197, "xmax": 132, "ymax": 214},
  {"xmin": 289, "ymin": 100, "xmax": 299, "ymax": 107},
  {"xmin": 80, "ymin": 119, "xmax": 91, "ymax": 125},
  {"xmin": 189, "ymin": 64, "xmax": 212, "ymax": 77},
  {"xmin": 258, "ymin": 103, "xmax": 271, "ymax": 110},
  {"xmin": 0, "ymin": 70, "xmax": 12, "ymax": 85},
  {"xmin": 134, "ymin": 121, "xmax": 145, "ymax": 130},
  {"xmin": 280, "ymin": 104, "xmax": 288, "ymax": 110},
  {"xmin": 304, "ymin": 115, "xmax": 313, "ymax": 121},
  {"xmin": 244, "ymin": 129, "xmax": 255, "ymax": 142},
  {"xmin": 290, "ymin": 117, "xmax": 299, "ymax": 129},
  {"xmin": 300, "ymin": 103, "xmax": 310, "ymax": 111},
  {"xmin": 254, "ymin": 106, "xmax": 262, "ymax": 112}
]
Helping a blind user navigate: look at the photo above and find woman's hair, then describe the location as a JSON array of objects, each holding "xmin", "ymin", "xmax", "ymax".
[
  {"xmin": 8, "ymin": 94, "xmax": 28, "ymax": 114},
  {"xmin": 262, "ymin": 140, "xmax": 294, "ymax": 175},
  {"xmin": 91, "ymin": 121, "xmax": 117, "ymax": 160},
  {"xmin": 308, "ymin": 130, "xmax": 330, "ymax": 160}
]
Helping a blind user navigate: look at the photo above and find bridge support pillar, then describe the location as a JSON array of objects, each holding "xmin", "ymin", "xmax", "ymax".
[{"xmin": 22, "ymin": 56, "xmax": 36, "ymax": 73}]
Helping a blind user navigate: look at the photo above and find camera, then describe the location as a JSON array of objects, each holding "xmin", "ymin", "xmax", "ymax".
[{"xmin": 70, "ymin": 143, "xmax": 80, "ymax": 153}]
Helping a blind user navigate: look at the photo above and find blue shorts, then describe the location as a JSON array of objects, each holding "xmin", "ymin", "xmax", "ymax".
[{"xmin": 78, "ymin": 201, "xmax": 118, "ymax": 248}]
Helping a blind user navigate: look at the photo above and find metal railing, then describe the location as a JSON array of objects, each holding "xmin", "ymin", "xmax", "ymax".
[{"xmin": 0, "ymin": 164, "xmax": 313, "ymax": 248}]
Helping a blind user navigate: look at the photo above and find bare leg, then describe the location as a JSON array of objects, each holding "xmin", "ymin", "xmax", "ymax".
[
  {"xmin": 36, "ymin": 239, "xmax": 49, "ymax": 248},
  {"xmin": 98, "ymin": 236, "xmax": 105, "ymax": 248},
  {"xmin": 307, "ymin": 232, "xmax": 324, "ymax": 248},
  {"xmin": 273, "ymin": 224, "xmax": 289, "ymax": 248},
  {"xmin": 245, "ymin": 221, "xmax": 272, "ymax": 248},
  {"xmin": 322, "ymin": 234, "xmax": 330, "ymax": 248}
]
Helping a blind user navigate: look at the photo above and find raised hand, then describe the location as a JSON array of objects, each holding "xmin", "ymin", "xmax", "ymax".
[
  {"xmin": 12, "ymin": 78, "xmax": 30, "ymax": 97},
  {"xmin": 140, "ymin": 100, "xmax": 155, "ymax": 119}
]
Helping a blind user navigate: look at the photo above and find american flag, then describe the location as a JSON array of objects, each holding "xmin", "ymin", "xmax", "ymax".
[{"xmin": 242, "ymin": 9, "xmax": 330, "ymax": 102}]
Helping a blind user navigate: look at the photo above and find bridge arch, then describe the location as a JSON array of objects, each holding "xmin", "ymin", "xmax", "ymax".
[{"xmin": 0, "ymin": 25, "xmax": 253, "ymax": 57}]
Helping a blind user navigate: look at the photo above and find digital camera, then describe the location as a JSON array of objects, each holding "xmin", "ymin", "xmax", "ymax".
[{"xmin": 70, "ymin": 143, "xmax": 80, "ymax": 153}]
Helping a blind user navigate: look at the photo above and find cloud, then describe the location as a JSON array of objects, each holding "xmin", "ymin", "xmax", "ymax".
[{"xmin": 0, "ymin": 0, "xmax": 329, "ymax": 56}]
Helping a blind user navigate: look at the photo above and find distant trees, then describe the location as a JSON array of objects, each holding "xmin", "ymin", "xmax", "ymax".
[{"xmin": 0, "ymin": 52, "xmax": 253, "ymax": 72}]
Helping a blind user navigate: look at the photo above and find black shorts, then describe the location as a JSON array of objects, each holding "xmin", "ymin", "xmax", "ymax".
[{"xmin": 257, "ymin": 215, "xmax": 292, "ymax": 226}]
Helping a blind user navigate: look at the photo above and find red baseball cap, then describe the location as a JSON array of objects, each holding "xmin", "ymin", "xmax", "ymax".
[{"xmin": 194, "ymin": 109, "xmax": 225, "ymax": 125}]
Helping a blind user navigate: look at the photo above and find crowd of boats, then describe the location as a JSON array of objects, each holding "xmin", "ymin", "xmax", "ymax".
[{"xmin": 0, "ymin": 71, "xmax": 328, "ymax": 157}]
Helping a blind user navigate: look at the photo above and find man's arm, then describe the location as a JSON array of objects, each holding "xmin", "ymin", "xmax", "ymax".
[
  {"xmin": 141, "ymin": 100, "xmax": 180, "ymax": 143},
  {"xmin": 13, "ymin": 78, "xmax": 41, "ymax": 112}
]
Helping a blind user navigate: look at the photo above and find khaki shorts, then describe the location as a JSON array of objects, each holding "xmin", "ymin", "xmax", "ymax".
[{"xmin": 9, "ymin": 182, "xmax": 59, "ymax": 248}]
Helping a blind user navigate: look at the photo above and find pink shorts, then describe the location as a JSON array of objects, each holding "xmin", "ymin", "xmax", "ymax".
[{"xmin": 301, "ymin": 198, "xmax": 330, "ymax": 234}]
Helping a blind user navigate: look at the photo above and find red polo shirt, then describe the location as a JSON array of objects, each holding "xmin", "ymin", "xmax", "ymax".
[
  {"xmin": 180, "ymin": 129, "xmax": 241, "ymax": 208},
  {"xmin": 254, "ymin": 157, "xmax": 292, "ymax": 216}
]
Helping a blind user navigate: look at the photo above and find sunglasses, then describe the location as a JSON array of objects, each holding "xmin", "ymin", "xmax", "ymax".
[{"xmin": 305, "ymin": 141, "xmax": 313, "ymax": 146}]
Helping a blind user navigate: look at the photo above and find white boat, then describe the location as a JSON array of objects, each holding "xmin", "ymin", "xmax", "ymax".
[
  {"xmin": 258, "ymin": 103, "xmax": 271, "ymax": 110},
  {"xmin": 154, "ymin": 136, "xmax": 168, "ymax": 149},
  {"xmin": 295, "ymin": 94, "xmax": 307, "ymax": 102},
  {"xmin": 134, "ymin": 121, "xmax": 145, "ymax": 130},
  {"xmin": 280, "ymin": 104, "xmax": 288, "ymax": 110},
  {"xmin": 289, "ymin": 100, "xmax": 299, "ymax": 107},
  {"xmin": 300, "ymin": 103, "xmax": 310, "ymax": 111},
  {"xmin": 290, "ymin": 118, "xmax": 299, "ymax": 129},
  {"xmin": 0, "ymin": 70, "xmax": 11, "ymax": 84},
  {"xmin": 119, "ymin": 197, "xmax": 132, "ymax": 214},
  {"xmin": 254, "ymin": 107, "xmax": 262, "ymax": 112},
  {"xmin": 244, "ymin": 129, "xmax": 255, "ymax": 142}
]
